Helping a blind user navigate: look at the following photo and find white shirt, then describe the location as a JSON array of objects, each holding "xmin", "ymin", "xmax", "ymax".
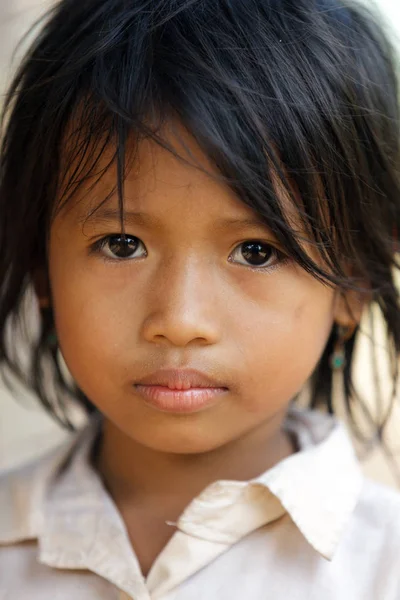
[{"xmin": 1, "ymin": 407, "xmax": 400, "ymax": 600}]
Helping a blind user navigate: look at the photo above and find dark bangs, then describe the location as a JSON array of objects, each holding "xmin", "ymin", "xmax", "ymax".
[{"xmin": 1, "ymin": 0, "xmax": 400, "ymax": 447}]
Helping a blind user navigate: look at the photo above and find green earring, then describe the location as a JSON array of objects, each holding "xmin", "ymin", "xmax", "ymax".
[
  {"xmin": 330, "ymin": 325, "xmax": 353, "ymax": 371},
  {"xmin": 330, "ymin": 345, "xmax": 346, "ymax": 370}
]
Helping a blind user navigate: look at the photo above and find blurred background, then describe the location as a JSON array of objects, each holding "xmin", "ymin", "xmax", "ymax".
[{"xmin": 0, "ymin": 0, "xmax": 400, "ymax": 487}]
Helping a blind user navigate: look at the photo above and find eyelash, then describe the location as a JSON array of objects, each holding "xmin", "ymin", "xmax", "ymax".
[{"xmin": 89, "ymin": 234, "xmax": 290, "ymax": 272}]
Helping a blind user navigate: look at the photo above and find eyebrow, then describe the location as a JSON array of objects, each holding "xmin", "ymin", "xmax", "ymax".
[
  {"xmin": 83, "ymin": 206, "xmax": 271, "ymax": 232},
  {"xmin": 82, "ymin": 208, "xmax": 153, "ymax": 227},
  {"xmin": 214, "ymin": 216, "xmax": 270, "ymax": 231}
]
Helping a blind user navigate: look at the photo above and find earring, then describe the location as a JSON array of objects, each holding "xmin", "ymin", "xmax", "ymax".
[{"xmin": 330, "ymin": 325, "xmax": 354, "ymax": 370}]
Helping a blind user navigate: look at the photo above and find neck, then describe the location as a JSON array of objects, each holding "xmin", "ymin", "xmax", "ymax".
[{"xmin": 95, "ymin": 410, "xmax": 295, "ymax": 517}]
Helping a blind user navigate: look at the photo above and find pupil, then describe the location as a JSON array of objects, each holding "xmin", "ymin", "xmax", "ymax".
[
  {"xmin": 242, "ymin": 242, "xmax": 271, "ymax": 265},
  {"xmin": 109, "ymin": 235, "xmax": 137, "ymax": 258}
]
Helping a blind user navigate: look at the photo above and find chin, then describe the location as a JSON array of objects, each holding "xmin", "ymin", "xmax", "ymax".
[
  {"xmin": 101, "ymin": 400, "xmax": 241, "ymax": 455},
  {"xmin": 131, "ymin": 427, "xmax": 229, "ymax": 455}
]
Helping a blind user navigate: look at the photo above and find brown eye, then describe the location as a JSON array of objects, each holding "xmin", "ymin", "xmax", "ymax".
[
  {"xmin": 230, "ymin": 241, "xmax": 278, "ymax": 267},
  {"xmin": 100, "ymin": 235, "xmax": 147, "ymax": 260}
]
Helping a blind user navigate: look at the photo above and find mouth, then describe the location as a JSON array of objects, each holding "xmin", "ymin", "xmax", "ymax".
[{"xmin": 134, "ymin": 368, "xmax": 229, "ymax": 414}]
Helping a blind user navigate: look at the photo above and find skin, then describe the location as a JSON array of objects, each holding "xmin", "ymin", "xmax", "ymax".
[{"xmin": 46, "ymin": 127, "xmax": 360, "ymax": 574}]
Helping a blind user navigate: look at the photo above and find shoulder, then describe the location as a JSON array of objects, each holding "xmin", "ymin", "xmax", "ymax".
[
  {"xmin": 348, "ymin": 476, "xmax": 400, "ymax": 556},
  {"xmin": 354, "ymin": 476, "xmax": 400, "ymax": 530},
  {"xmin": 0, "ymin": 438, "xmax": 76, "ymax": 545}
]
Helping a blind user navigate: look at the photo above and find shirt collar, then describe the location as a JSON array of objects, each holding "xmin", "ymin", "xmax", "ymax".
[
  {"xmin": 259, "ymin": 408, "xmax": 363, "ymax": 559},
  {"xmin": 0, "ymin": 406, "xmax": 363, "ymax": 573},
  {"xmin": 175, "ymin": 408, "xmax": 363, "ymax": 560},
  {"xmin": 38, "ymin": 417, "xmax": 147, "ymax": 597}
]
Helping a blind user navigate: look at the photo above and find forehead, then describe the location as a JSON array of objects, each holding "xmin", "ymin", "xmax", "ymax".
[
  {"xmin": 54, "ymin": 120, "xmax": 324, "ymax": 269},
  {"xmin": 61, "ymin": 126, "xmax": 287, "ymax": 228},
  {"xmin": 55, "ymin": 116, "xmax": 315, "ymax": 264}
]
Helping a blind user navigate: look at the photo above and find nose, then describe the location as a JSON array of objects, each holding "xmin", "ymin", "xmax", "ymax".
[{"xmin": 141, "ymin": 256, "xmax": 221, "ymax": 348}]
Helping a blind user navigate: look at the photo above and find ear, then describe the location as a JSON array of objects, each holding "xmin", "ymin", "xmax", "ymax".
[
  {"xmin": 32, "ymin": 267, "xmax": 51, "ymax": 309},
  {"xmin": 332, "ymin": 288, "xmax": 367, "ymax": 329}
]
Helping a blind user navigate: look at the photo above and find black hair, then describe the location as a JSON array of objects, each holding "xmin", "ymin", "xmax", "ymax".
[{"xmin": 1, "ymin": 0, "xmax": 400, "ymax": 455}]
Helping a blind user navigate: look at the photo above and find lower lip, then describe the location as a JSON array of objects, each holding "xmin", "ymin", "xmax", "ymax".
[{"xmin": 134, "ymin": 385, "xmax": 228, "ymax": 413}]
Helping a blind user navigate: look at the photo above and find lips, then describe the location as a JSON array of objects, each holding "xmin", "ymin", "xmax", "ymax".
[
  {"xmin": 135, "ymin": 368, "xmax": 227, "ymax": 391},
  {"xmin": 134, "ymin": 369, "xmax": 228, "ymax": 413}
]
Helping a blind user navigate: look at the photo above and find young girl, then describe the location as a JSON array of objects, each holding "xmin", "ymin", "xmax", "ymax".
[{"xmin": 1, "ymin": 0, "xmax": 400, "ymax": 597}]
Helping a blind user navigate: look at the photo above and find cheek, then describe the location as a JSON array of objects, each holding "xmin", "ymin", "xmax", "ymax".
[
  {"xmin": 236, "ymin": 280, "xmax": 334, "ymax": 409},
  {"xmin": 49, "ymin": 253, "xmax": 137, "ymax": 382}
]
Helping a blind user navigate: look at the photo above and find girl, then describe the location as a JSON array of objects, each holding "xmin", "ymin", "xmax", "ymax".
[{"xmin": 0, "ymin": 0, "xmax": 400, "ymax": 598}]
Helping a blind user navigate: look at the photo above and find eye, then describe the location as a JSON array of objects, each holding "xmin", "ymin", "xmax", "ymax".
[
  {"xmin": 229, "ymin": 241, "xmax": 282, "ymax": 269},
  {"xmin": 93, "ymin": 234, "xmax": 147, "ymax": 260}
]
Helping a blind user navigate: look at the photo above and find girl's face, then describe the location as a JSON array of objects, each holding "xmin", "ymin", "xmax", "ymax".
[{"xmin": 48, "ymin": 130, "xmax": 349, "ymax": 454}]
